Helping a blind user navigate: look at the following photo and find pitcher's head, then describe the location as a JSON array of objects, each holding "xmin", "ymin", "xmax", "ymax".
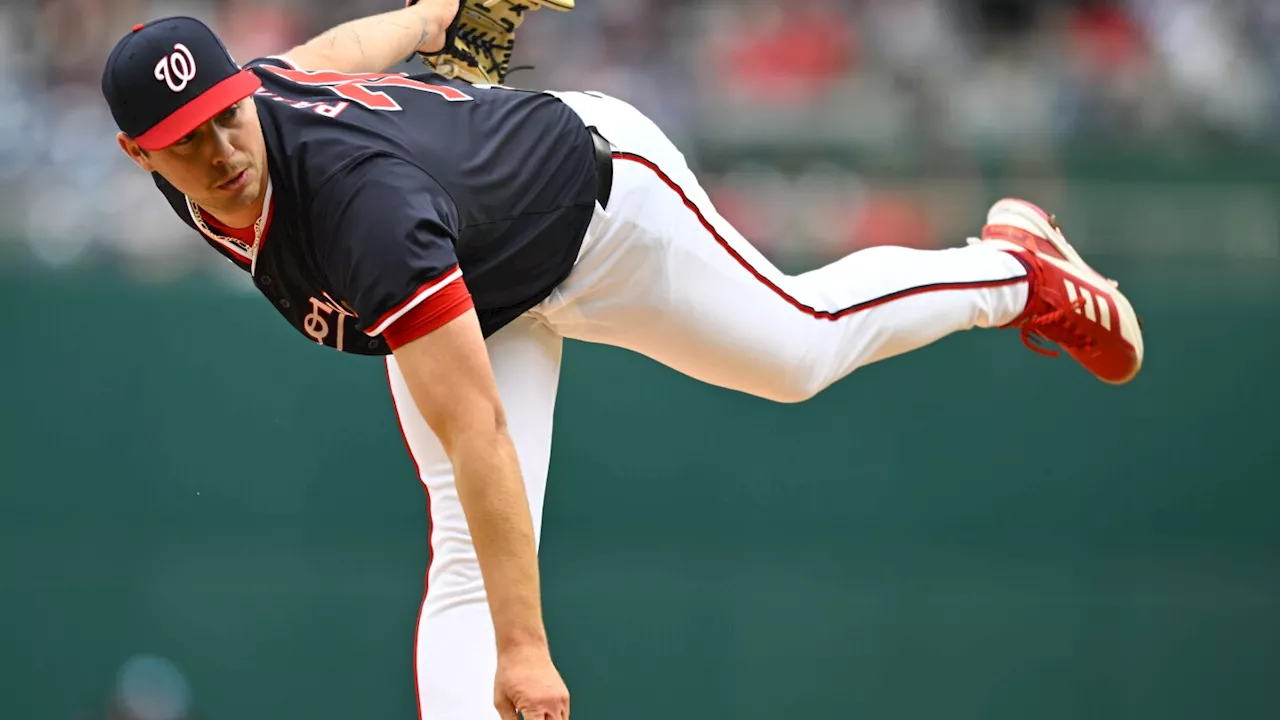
[{"xmin": 103, "ymin": 17, "xmax": 267, "ymax": 218}]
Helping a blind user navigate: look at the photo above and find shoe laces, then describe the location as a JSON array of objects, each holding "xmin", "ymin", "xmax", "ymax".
[
  {"xmin": 1019, "ymin": 295, "xmax": 1094, "ymax": 358},
  {"xmin": 967, "ymin": 236, "xmax": 1119, "ymax": 357}
]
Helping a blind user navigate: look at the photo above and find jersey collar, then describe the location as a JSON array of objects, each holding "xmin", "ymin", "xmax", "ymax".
[{"xmin": 186, "ymin": 176, "xmax": 275, "ymax": 275}]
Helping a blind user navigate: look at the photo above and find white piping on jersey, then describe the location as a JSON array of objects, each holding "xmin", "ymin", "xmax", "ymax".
[
  {"xmin": 185, "ymin": 178, "xmax": 274, "ymax": 275},
  {"xmin": 366, "ymin": 267, "xmax": 464, "ymax": 336}
]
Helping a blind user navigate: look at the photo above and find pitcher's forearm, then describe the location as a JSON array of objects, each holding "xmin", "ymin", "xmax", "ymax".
[
  {"xmin": 283, "ymin": 2, "xmax": 458, "ymax": 73},
  {"xmin": 452, "ymin": 426, "xmax": 549, "ymax": 651}
]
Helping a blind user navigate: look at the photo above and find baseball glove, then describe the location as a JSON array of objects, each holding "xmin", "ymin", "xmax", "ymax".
[{"xmin": 410, "ymin": 0, "xmax": 575, "ymax": 85}]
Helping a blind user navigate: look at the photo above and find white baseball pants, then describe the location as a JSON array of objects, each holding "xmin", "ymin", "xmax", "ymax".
[{"xmin": 386, "ymin": 91, "xmax": 1030, "ymax": 719}]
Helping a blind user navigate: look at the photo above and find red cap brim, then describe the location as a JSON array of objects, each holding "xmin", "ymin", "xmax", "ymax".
[{"xmin": 135, "ymin": 69, "xmax": 262, "ymax": 150}]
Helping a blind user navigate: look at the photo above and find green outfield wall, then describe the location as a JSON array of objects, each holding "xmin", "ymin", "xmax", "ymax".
[{"xmin": 2, "ymin": 252, "xmax": 1277, "ymax": 719}]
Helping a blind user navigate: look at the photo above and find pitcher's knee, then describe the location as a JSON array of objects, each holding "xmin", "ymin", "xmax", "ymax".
[{"xmin": 757, "ymin": 371, "xmax": 827, "ymax": 404}]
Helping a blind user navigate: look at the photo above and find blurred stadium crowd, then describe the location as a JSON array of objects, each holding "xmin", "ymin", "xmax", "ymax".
[{"xmin": 1, "ymin": 0, "xmax": 1278, "ymax": 278}]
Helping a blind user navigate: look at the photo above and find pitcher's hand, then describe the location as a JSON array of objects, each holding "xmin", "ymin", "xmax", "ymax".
[
  {"xmin": 404, "ymin": 0, "xmax": 462, "ymax": 54},
  {"xmin": 494, "ymin": 643, "xmax": 569, "ymax": 720}
]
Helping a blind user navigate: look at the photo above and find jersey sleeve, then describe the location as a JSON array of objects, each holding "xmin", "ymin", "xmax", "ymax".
[{"xmin": 309, "ymin": 154, "xmax": 473, "ymax": 341}]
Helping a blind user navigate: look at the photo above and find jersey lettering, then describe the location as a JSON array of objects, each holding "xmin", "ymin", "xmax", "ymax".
[
  {"xmin": 255, "ymin": 87, "xmax": 351, "ymax": 118},
  {"xmin": 260, "ymin": 67, "xmax": 474, "ymax": 111},
  {"xmin": 304, "ymin": 295, "xmax": 356, "ymax": 351},
  {"xmin": 313, "ymin": 101, "xmax": 350, "ymax": 118}
]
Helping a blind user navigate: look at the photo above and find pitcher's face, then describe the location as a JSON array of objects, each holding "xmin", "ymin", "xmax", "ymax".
[{"xmin": 118, "ymin": 97, "xmax": 267, "ymax": 222}]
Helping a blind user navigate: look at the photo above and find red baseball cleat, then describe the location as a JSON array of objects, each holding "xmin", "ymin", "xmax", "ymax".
[{"xmin": 971, "ymin": 198, "xmax": 1144, "ymax": 384}]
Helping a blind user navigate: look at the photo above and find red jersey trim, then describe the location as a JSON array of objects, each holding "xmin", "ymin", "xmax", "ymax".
[
  {"xmin": 204, "ymin": 215, "xmax": 256, "ymax": 246},
  {"xmin": 191, "ymin": 211, "xmax": 253, "ymax": 265},
  {"xmin": 367, "ymin": 265, "xmax": 465, "ymax": 336},
  {"xmin": 382, "ymin": 277, "xmax": 474, "ymax": 350},
  {"xmin": 186, "ymin": 179, "xmax": 275, "ymax": 273}
]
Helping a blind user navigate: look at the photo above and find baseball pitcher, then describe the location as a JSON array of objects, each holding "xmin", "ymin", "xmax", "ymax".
[{"xmin": 100, "ymin": 2, "xmax": 1144, "ymax": 718}]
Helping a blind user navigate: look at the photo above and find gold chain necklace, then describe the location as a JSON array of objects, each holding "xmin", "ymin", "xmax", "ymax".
[{"xmin": 186, "ymin": 179, "xmax": 274, "ymax": 259}]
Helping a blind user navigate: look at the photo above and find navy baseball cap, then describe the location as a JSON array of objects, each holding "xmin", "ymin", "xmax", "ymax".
[{"xmin": 102, "ymin": 17, "xmax": 262, "ymax": 151}]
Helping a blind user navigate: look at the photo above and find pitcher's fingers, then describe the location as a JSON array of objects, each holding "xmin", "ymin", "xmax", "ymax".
[{"xmin": 495, "ymin": 698, "xmax": 519, "ymax": 720}]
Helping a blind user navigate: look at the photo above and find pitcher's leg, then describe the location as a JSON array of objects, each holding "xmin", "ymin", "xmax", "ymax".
[
  {"xmin": 542, "ymin": 156, "xmax": 1029, "ymax": 403},
  {"xmin": 386, "ymin": 316, "xmax": 563, "ymax": 719}
]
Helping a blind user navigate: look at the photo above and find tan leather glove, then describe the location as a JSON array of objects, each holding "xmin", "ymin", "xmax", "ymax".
[{"xmin": 409, "ymin": 0, "xmax": 574, "ymax": 85}]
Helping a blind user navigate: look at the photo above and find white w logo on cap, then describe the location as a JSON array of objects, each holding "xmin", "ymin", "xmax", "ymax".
[{"xmin": 154, "ymin": 43, "xmax": 197, "ymax": 92}]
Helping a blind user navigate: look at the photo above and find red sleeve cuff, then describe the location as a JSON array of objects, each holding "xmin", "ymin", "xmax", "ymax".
[{"xmin": 382, "ymin": 276, "xmax": 474, "ymax": 350}]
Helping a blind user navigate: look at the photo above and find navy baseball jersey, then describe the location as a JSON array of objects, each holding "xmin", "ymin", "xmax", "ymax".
[{"xmin": 154, "ymin": 57, "xmax": 601, "ymax": 355}]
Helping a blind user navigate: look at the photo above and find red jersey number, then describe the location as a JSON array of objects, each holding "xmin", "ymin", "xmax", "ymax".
[{"xmin": 262, "ymin": 67, "xmax": 473, "ymax": 111}]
